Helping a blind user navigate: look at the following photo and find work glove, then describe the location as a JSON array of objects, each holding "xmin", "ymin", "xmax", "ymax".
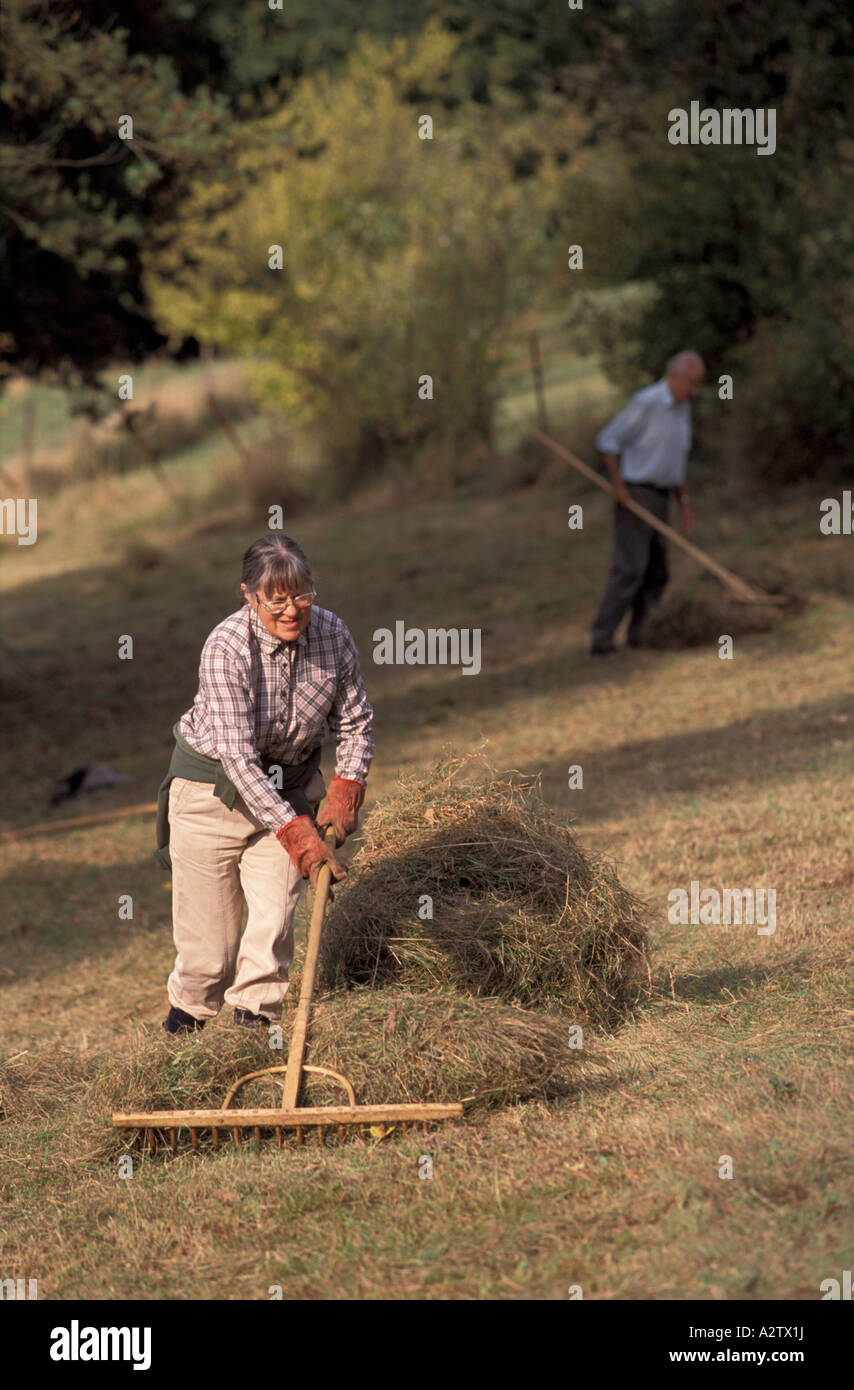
[
  {"xmin": 316, "ymin": 777, "xmax": 366, "ymax": 847},
  {"xmin": 276, "ymin": 815, "xmax": 347, "ymax": 887}
]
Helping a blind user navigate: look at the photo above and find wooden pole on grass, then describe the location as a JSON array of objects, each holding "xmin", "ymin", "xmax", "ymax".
[{"xmin": 0, "ymin": 802, "xmax": 159, "ymax": 843}]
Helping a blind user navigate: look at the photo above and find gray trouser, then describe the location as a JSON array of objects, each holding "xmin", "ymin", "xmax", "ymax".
[{"xmin": 591, "ymin": 483, "xmax": 671, "ymax": 648}]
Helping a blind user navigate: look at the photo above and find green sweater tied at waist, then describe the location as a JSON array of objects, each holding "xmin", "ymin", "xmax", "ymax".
[{"xmin": 154, "ymin": 723, "xmax": 322, "ymax": 870}]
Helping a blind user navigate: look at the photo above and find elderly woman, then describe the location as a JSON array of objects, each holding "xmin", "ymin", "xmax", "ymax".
[{"xmin": 154, "ymin": 534, "xmax": 374, "ymax": 1034}]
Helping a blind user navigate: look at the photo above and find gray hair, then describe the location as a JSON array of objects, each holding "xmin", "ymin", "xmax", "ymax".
[
  {"xmin": 666, "ymin": 349, "xmax": 705, "ymax": 377},
  {"xmin": 240, "ymin": 535, "xmax": 315, "ymax": 600}
]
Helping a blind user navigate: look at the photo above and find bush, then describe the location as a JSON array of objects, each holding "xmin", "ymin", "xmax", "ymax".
[{"xmin": 145, "ymin": 27, "xmax": 554, "ymax": 489}]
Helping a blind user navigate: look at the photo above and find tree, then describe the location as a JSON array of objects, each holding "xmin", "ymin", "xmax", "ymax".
[
  {"xmin": 0, "ymin": 0, "xmax": 232, "ymax": 381},
  {"xmin": 558, "ymin": 0, "xmax": 854, "ymax": 477},
  {"xmin": 144, "ymin": 26, "xmax": 564, "ymax": 481}
]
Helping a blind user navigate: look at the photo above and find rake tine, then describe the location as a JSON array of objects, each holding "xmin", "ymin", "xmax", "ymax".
[
  {"xmin": 276, "ymin": 1128, "xmax": 283, "ymax": 1149},
  {"xmin": 115, "ymin": 1102, "xmax": 463, "ymax": 1149}
]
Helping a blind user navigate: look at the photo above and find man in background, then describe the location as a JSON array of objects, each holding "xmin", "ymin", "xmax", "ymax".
[{"xmin": 590, "ymin": 350, "xmax": 705, "ymax": 654}]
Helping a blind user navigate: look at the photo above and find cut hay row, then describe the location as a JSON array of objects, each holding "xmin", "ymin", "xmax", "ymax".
[
  {"xmin": 320, "ymin": 756, "xmax": 650, "ymax": 1027},
  {"xmin": 643, "ymin": 562, "xmax": 802, "ymax": 650},
  {"xmin": 307, "ymin": 988, "xmax": 570, "ymax": 1109},
  {"xmin": 81, "ymin": 990, "xmax": 570, "ymax": 1154}
]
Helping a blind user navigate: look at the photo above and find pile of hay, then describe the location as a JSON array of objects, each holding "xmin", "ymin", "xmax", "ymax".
[
  {"xmin": 92, "ymin": 998, "xmax": 568, "ymax": 1119},
  {"xmin": 320, "ymin": 756, "xmax": 650, "ymax": 1029},
  {"xmin": 90, "ymin": 1028, "xmax": 267, "ymax": 1118},
  {"xmin": 642, "ymin": 562, "xmax": 801, "ymax": 650},
  {"xmin": 307, "ymin": 989, "xmax": 569, "ymax": 1109},
  {"xmin": 89, "ymin": 993, "xmax": 569, "ymax": 1154}
]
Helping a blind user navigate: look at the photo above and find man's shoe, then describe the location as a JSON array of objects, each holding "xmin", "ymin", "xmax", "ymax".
[
  {"xmin": 233, "ymin": 1007, "xmax": 269, "ymax": 1027},
  {"xmin": 590, "ymin": 642, "xmax": 616, "ymax": 656},
  {"xmin": 163, "ymin": 1005, "xmax": 206, "ymax": 1035},
  {"xmin": 626, "ymin": 635, "xmax": 643, "ymax": 649}
]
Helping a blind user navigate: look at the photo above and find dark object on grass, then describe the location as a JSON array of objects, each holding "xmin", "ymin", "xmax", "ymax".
[{"xmin": 49, "ymin": 763, "xmax": 135, "ymax": 806}]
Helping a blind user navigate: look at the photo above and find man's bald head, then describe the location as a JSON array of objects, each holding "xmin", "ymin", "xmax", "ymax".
[{"xmin": 665, "ymin": 350, "xmax": 706, "ymax": 402}]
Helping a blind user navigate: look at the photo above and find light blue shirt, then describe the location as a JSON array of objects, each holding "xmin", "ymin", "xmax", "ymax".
[{"xmin": 595, "ymin": 379, "xmax": 691, "ymax": 487}]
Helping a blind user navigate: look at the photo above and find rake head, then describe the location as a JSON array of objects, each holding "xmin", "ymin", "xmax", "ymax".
[
  {"xmin": 112, "ymin": 1060, "xmax": 463, "ymax": 1154},
  {"xmin": 723, "ymin": 578, "xmax": 790, "ymax": 606}
]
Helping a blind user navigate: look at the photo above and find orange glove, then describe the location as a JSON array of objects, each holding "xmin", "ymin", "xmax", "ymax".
[
  {"xmin": 316, "ymin": 777, "xmax": 365, "ymax": 847},
  {"xmin": 276, "ymin": 816, "xmax": 347, "ymax": 887}
]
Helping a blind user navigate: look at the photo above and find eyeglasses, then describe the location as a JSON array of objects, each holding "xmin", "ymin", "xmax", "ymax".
[{"xmin": 254, "ymin": 591, "xmax": 316, "ymax": 618}]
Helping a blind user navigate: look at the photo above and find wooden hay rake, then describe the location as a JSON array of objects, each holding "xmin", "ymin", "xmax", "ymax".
[
  {"xmin": 113, "ymin": 827, "xmax": 463, "ymax": 1153},
  {"xmin": 532, "ymin": 429, "xmax": 789, "ymax": 606}
]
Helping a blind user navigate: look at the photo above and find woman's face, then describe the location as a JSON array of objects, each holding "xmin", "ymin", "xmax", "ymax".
[{"xmin": 243, "ymin": 584, "xmax": 313, "ymax": 642}]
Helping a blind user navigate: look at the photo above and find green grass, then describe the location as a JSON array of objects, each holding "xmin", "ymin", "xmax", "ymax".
[{"xmin": 1, "ymin": 360, "xmax": 853, "ymax": 1300}]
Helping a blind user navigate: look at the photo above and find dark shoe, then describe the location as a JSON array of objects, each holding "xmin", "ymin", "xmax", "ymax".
[
  {"xmin": 162, "ymin": 1005, "xmax": 206, "ymax": 1035},
  {"xmin": 233, "ymin": 1007, "xmax": 269, "ymax": 1027},
  {"xmin": 590, "ymin": 642, "xmax": 616, "ymax": 656},
  {"xmin": 626, "ymin": 635, "xmax": 643, "ymax": 649}
]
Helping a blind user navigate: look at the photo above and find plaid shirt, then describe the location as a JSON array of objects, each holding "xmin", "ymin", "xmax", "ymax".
[{"xmin": 178, "ymin": 604, "xmax": 374, "ymax": 832}]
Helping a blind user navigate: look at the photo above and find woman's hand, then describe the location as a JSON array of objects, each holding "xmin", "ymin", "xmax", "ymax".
[
  {"xmin": 316, "ymin": 778, "xmax": 366, "ymax": 847},
  {"xmin": 276, "ymin": 816, "xmax": 348, "ymax": 886}
]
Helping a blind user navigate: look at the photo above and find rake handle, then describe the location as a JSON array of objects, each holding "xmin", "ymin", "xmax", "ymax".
[
  {"xmin": 280, "ymin": 822, "xmax": 338, "ymax": 1110},
  {"xmin": 531, "ymin": 428, "xmax": 777, "ymax": 604}
]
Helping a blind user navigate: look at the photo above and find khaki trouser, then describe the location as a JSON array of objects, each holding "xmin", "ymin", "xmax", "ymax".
[{"xmin": 166, "ymin": 769, "xmax": 325, "ymax": 1021}]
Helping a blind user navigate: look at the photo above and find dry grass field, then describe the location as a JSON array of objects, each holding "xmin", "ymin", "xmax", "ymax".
[{"xmin": 1, "ymin": 381, "xmax": 852, "ymax": 1299}]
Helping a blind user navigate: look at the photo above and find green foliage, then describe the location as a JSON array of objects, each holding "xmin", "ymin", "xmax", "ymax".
[
  {"xmin": 5, "ymin": 0, "xmax": 851, "ymax": 483},
  {"xmin": 160, "ymin": 0, "xmax": 614, "ymax": 109},
  {"xmin": 562, "ymin": 283, "xmax": 661, "ymax": 394},
  {"xmin": 554, "ymin": 1, "xmax": 854, "ymax": 479},
  {"xmin": 1, "ymin": 0, "xmax": 233, "ymax": 376},
  {"xmin": 145, "ymin": 27, "xmax": 564, "ymax": 482}
]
